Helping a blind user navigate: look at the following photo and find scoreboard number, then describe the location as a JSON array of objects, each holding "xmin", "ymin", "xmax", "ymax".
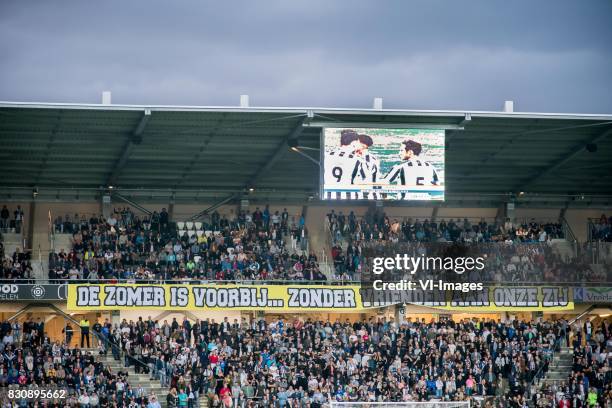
[{"xmin": 332, "ymin": 166, "xmax": 343, "ymax": 182}]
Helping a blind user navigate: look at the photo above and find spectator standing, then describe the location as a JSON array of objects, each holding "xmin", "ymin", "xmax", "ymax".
[
  {"xmin": 11, "ymin": 320, "xmax": 21, "ymax": 343},
  {"xmin": 177, "ymin": 389, "xmax": 188, "ymax": 407},
  {"xmin": 14, "ymin": 205, "xmax": 24, "ymax": 233},
  {"xmin": 167, "ymin": 388, "xmax": 178, "ymax": 408},
  {"xmin": 80, "ymin": 317, "xmax": 90, "ymax": 347},
  {"xmin": 263, "ymin": 205, "xmax": 270, "ymax": 230},
  {"xmin": 63, "ymin": 322, "xmax": 74, "ymax": 345},
  {"xmin": 160, "ymin": 208, "xmax": 169, "ymax": 233},
  {"xmin": 0, "ymin": 205, "xmax": 9, "ymax": 231},
  {"xmin": 281, "ymin": 208, "xmax": 289, "ymax": 234},
  {"xmin": 252, "ymin": 207, "xmax": 263, "ymax": 229}
]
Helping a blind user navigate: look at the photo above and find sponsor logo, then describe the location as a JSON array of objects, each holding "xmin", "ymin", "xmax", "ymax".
[
  {"xmin": 573, "ymin": 287, "xmax": 612, "ymax": 303},
  {"xmin": 574, "ymin": 287, "xmax": 584, "ymax": 302},
  {"xmin": 0, "ymin": 284, "xmax": 18, "ymax": 294},
  {"xmin": 31, "ymin": 285, "xmax": 46, "ymax": 299}
]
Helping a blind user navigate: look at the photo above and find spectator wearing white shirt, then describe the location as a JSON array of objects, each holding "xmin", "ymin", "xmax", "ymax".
[
  {"xmin": 78, "ymin": 392, "xmax": 90, "ymax": 407},
  {"xmin": 147, "ymin": 394, "xmax": 161, "ymax": 408}
]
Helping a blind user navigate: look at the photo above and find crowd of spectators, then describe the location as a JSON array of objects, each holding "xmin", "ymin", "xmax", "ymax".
[
  {"xmin": 1, "ymin": 314, "xmax": 609, "ymax": 407},
  {"xmin": 40, "ymin": 206, "xmax": 612, "ymax": 285},
  {"xmin": 327, "ymin": 209, "xmax": 564, "ymax": 246},
  {"xmin": 591, "ymin": 214, "xmax": 612, "ymax": 242},
  {"xmin": 0, "ymin": 318, "xmax": 156, "ymax": 407},
  {"xmin": 0, "ymin": 205, "xmax": 33, "ymax": 282},
  {"xmin": 0, "ymin": 247, "xmax": 33, "ymax": 283},
  {"xmin": 53, "ymin": 208, "xmax": 170, "ymax": 236},
  {"xmin": 352, "ymin": 240, "xmax": 603, "ymax": 284},
  {"xmin": 49, "ymin": 206, "xmax": 325, "ymax": 283},
  {"xmin": 534, "ymin": 319, "xmax": 611, "ymax": 407},
  {"xmin": 325, "ymin": 210, "xmax": 607, "ymax": 284},
  {"xmin": 86, "ymin": 315, "xmax": 612, "ymax": 408}
]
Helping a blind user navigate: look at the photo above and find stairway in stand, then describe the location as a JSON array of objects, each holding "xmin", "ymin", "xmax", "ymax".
[
  {"xmin": 97, "ymin": 351, "xmax": 168, "ymax": 407},
  {"xmin": 541, "ymin": 346, "xmax": 573, "ymax": 388}
]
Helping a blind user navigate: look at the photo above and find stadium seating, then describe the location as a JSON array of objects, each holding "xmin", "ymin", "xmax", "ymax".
[
  {"xmin": 536, "ymin": 320, "xmax": 611, "ymax": 406},
  {"xmin": 325, "ymin": 211, "xmax": 605, "ymax": 284},
  {"xmin": 48, "ymin": 206, "xmax": 327, "ymax": 283},
  {"xmin": 0, "ymin": 247, "xmax": 33, "ymax": 282},
  {"xmin": 3, "ymin": 316, "xmax": 606, "ymax": 407},
  {"xmin": 2, "ymin": 315, "xmax": 608, "ymax": 407},
  {"xmin": 326, "ymin": 211, "xmax": 565, "ymax": 245},
  {"xmin": 46, "ymin": 207, "xmax": 609, "ymax": 285},
  {"xmin": 0, "ymin": 319, "xmax": 155, "ymax": 407}
]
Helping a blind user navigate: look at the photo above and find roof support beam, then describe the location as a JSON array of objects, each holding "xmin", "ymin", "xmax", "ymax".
[
  {"xmin": 111, "ymin": 192, "xmax": 153, "ymax": 216},
  {"xmin": 186, "ymin": 116, "xmax": 308, "ymax": 221},
  {"xmin": 187, "ymin": 193, "xmax": 239, "ymax": 221},
  {"xmin": 243, "ymin": 116, "xmax": 307, "ymax": 189},
  {"xmin": 513, "ymin": 126, "xmax": 612, "ymax": 192},
  {"xmin": 172, "ymin": 115, "xmax": 226, "ymax": 189},
  {"xmin": 106, "ymin": 109, "xmax": 151, "ymax": 187},
  {"xmin": 35, "ymin": 112, "xmax": 63, "ymax": 185}
]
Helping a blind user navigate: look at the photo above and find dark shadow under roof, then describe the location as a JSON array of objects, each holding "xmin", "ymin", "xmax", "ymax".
[{"xmin": 1, "ymin": 101, "xmax": 611, "ymax": 205}]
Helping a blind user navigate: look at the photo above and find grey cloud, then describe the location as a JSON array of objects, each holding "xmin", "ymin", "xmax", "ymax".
[{"xmin": 1, "ymin": 0, "xmax": 611, "ymax": 112}]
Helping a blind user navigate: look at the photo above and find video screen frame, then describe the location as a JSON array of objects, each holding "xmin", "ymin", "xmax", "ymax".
[{"xmin": 320, "ymin": 126, "xmax": 446, "ymax": 201}]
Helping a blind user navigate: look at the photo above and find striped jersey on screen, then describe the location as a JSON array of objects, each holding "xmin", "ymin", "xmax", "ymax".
[
  {"xmin": 325, "ymin": 149, "xmax": 364, "ymax": 185},
  {"xmin": 385, "ymin": 159, "xmax": 439, "ymax": 186},
  {"xmin": 324, "ymin": 149, "xmax": 381, "ymax": 199},
  {"xmin": 359, "ymin": 152, "xmax": 379, "ymax": 184}
]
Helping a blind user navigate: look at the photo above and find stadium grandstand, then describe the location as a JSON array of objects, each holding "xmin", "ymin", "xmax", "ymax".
[{"xmin": 0, "ymin": 99, "xmax": 611, "ymax": 407}]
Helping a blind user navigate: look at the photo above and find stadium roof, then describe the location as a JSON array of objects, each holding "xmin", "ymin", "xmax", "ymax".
[{"xmin": 1, "ymin": 101, "xmax": 612, "ymax": 207}]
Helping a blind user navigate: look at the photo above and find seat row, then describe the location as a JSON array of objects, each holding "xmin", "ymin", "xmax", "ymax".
[
  {"xmin": 177, "ymin": 229, "xmax": 216, "ymax": 238},
  {"xmin": 176, "ymin": 221, "xmax": 203, "ymax": 231}
]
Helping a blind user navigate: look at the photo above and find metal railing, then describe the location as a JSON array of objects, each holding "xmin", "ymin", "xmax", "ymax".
[
  {"xmin": 561, "ymin": 217, "xmax": 577, "ymax": 243},
  {"xmin": 569, "ymin": 305, "xmax": 596, "ymax": 325},
  {"xmin": 43, "ymin": 278, "xmax": 339, "ymax": 285},
  {"xmin": 91, "ymin": 330, "xmax": 156, "ymax": 377},
  {"xmin": 48, "ymin": 216, "xmax": 55, "ymax": 252},
  {"xmin": 328, "ymin": 216, "xmax": 570, "ymax": 246},
  {"xmin": 6, "ymin": 277, "xmax": 610, "ymax": 286},
  {"xmin": 6, "ymin": 301, "xmax": 167, "ymax": 392},
  {"xmin": 583, "ymin": 240, "xmax": 612, "ymax": 265},
  {"xmin": 585, "ymin": 240, "xmax": 600, "ymax": 264},
  {"xmin": 587, "ymin": 218, "xmax": 595, "ymax": 243},
  {"xmin": 530, "ymin": 344, "xmax": 556, "ymax": 390},
  {"xmin": 586, "ymin": 217, "xmax": 612, "ymax": 264},
  {"xmin": 327, "ymin": 213, "xmax": 568, "ymax": 225},
  {"xmin": 587, "ymin": 217, "xmax": 612, "ymax": 241}
]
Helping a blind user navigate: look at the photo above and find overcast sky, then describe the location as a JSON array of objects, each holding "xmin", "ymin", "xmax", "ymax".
[{"xmin": 1, "ymin": 0, "xmax": 611, "ymax": 113}]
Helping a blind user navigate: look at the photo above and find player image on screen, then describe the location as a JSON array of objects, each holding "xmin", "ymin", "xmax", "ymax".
[
  {"xmin": 354, "ymin": 133, "xmax": 381, "ymax": 199},
  {"xmin": 324, "ymin": 130, "xmax": 378, "ymax": 199},
  {"xmin": 322, "ymin": 127, "xmax": 445, "ymax": 201},
  {"xmin": 384, "ymin": 139, "xmax": 440, "ymax": 199}
]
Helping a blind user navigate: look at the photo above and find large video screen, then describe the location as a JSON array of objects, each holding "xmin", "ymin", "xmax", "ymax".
[{"xmin": 322, "ymin": 127, "xmax": 445, "ymax": 200}]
